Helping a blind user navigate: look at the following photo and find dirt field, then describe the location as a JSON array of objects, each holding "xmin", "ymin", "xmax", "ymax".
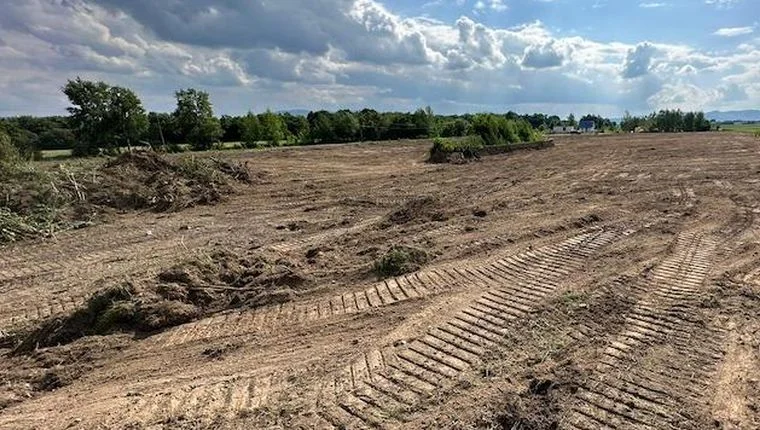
[{"xmin": 1, "ymin": 133, "xmax": 759, "ymax": 430}]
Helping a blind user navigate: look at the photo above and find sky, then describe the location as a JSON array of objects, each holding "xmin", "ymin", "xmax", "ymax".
[{"xmin": 0, "ymin": 0, "xmax": 758, "ymax": 117}]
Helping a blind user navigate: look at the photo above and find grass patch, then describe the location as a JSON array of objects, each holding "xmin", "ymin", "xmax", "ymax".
[
  {"xmin": 721, "ymin": 123, "xmax": 760, "ymax": 134},
  {"xmin": 374, "ymin": 246, "xmax": 428, "ymax": 279}
]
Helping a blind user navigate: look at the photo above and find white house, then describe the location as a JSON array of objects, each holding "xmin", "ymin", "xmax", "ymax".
[{"xmin": 552, "ymin": 125, "xmax": 577, "ymax": 134}]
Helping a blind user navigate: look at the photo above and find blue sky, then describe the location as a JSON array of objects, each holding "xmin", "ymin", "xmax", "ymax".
[
  {"xmin": 402, "ymin": 0, "xmax": 757, "ymax": 44},
  {"xmin": 0, "ymin": 0, "xmax": 758, "ymax": 117}
]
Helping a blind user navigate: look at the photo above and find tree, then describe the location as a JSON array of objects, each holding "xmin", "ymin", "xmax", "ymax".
[
  {"xmin": 280, "ymin": 113, "xmax": 309, "ymax": 144},
  {"xmin": 63, "ymin": 78, "xmax": 148, "ymax": 156},
  {"xmin": 37, "ymin": 128, "xmax": 76, "ymax": 151},
  {"xmin": 566, "ymin": 113, "xmax": 577, "ymax": 127},
  {"xmin": 240, "ymin": 112, "xmax": 261, "ymax": 148},
  {"xmin": 258, "ymin": 110, "xmax": 286, "ymax": 146},
  {"xmin": 307, "ymin": 110, "xmax": 337, "ymax": 143},
  {"xmin": 357, "ymin": 109, "xmax": 383, "ymax": 141},
  {"xmin": 220, "ymin": 115, "xmax": 244, "ymax": 142},
  {"xmin": 333, "ymin": 110, "xmax": 360, "ymax": 142},
  {"xmin": 173, "ymin": 88, "xmax": 222, "ymax": 151}
]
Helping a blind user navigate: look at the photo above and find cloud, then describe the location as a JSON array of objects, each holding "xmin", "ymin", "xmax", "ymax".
[
  {"xmin": 473, "ymin": 0, "xmax": 507, "ymax": 14},
  {"xmin": 522, "ymin": 42, "xmax": 564, "ymax": 69},
  {"xmin": 713, "ymin": 26, "xmax": 754, "ymax": 37},
  {"xmin": 622, "ymin": 43, "xmax": 656, "ymax": 79},
  {"xmin": 0, "ymin": 0, "xmax": 757, "ymax": 117},
  {"xmin": 639, "ymin": 2, "xmax": 668, "ymax": 8},
  {"xmin": 705, "ymin": 0, "xmax": 741, "ymax": 8}
]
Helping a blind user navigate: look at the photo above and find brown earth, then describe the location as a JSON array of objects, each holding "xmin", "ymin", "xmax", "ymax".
[{"xmin": 1, "ymin": 133, "xmax": 759, "ymax": 429}]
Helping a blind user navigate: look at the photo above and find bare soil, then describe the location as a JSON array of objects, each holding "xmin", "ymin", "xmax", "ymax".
[{"xmin": 1, "ymin": 133, "xmax": 759, "ymax": 429}]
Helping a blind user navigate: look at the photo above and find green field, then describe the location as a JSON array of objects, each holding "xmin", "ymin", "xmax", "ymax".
[{"xmin": 721, "ymin": 123, "xmax": 760, "ymax": 134}]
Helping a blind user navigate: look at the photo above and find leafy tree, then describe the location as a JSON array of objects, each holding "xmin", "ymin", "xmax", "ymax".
[
  {"xmin": 333, "ymin": 110, "xmax": 360, "ymax": 142},
  {"xmin": 258, "ymin": 110, "xmax": 286, "ymax": 146},
  {"xmin": 37, "ymin": 128, "xmax": 76, "ymax": 151},
  {"xmin": 240, "ymin": 112, "xmax": 261, "ymax": 148},
  {"xmin": 173, "ymin": 88, "xmax": 222, "ymax": 151},
  {"xmin": 220, "ymin": 115, "xmax": 244, "ymax": 142},
  {"xmin": 357, "ymin": 109, "xmax": 383, "ymax": 141},
  {"xmin": 280, "ymin": 113, "xmax": 309, "ymax": 144},
  {"xmin": 63, "ymin": 78, "xmax": 148, "ymax": 156},
  {"xmin": 307, "ymin": 111, "xmax": 337, "ymax": 143},
  {"xmin": 566, "ymin": 113, "xmax": 577, "ymax": 127}
]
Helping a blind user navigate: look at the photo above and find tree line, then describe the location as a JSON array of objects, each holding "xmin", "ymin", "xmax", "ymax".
[
  {"xmin": 0, "ymin": 77, "xmax": 715, "ymax": 159},
  {"xmin": 620, "ymin": 110, "xmax": 711, "ymax": 133}
]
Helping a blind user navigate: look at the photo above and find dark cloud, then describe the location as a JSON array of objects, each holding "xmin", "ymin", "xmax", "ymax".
[
  {"xmin": 92, "ymin": 0, "xmax": 347, "ymax": 55},
  {"xmin": 622, "ymin": 42, "xmax": 656, "ymax": 79},
  {"xmin": 521, "ymin": 42, "xmax": 564, "ymax": 69}
]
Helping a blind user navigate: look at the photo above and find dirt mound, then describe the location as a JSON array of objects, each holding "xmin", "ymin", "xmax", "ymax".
[
  {"xmin": 84, "ymin": 152, "xmax": 251, "ymax": 212},
  {"xmin": 384, "ymin": 196, "xmax": 448, "ymax": 226},
  {"xmin": 12, "ymin": 249, "xmax": 309, "ymax": 352}
]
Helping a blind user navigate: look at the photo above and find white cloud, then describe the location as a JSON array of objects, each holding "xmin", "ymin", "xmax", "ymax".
[
  {"xmin": 0, "ymin": 0, "xmax": 757, "ymax": 116},
  {"xmin": 713, "ymin": 26, "xmax": 754, "ymax": 37},
  {"xmin": 705, "ymin": 0, "xmax": 741, "ymax": 8},
  {"xmin": 639, "ymin": 2, "xmax": 668, "ymax": 8}
]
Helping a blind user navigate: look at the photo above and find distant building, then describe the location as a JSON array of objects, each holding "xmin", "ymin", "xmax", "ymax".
[
  {"xmin": 578, "ymin": 120, "xmax": 596, "ymax": 133},
  {"xmin": 552, "ymin": 125, "xmax": 577, "ymax": 134}
]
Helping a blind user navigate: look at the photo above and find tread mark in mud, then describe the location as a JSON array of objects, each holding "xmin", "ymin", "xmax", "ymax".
[
  {"xmin": 561, "ymin": 233, "xmax": 724, "ymax": 430},
  {"xmin": 315, "ymin": 229, "xmax": 624, "ymax": 428}
]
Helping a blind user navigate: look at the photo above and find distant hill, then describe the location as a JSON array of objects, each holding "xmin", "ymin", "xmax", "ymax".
[{"xmin": 706, "ymin": 110, "xmax": 760, "ymax": 123}]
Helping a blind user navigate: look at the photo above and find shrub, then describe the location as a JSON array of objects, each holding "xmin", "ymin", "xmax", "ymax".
[
  {"xmin": 472, "ymin": 114, "xmax": 542, "ymax": 145},
  {"xmin": 374, "ymin": 246, "xmax": 428, "ymax": 279},
  {"xmin": 0, "ymin": 131, "xmax": 19, "ymax": 166},
  {"xmin": 429, "ymin": 136, "xmax": 483, "ymax": 163}
]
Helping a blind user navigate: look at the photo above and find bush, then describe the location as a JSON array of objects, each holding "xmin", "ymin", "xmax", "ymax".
[
  {"xmin": 0, "ymin": 131, "xmax": 19, "ymax": 165},
  {"xmin": 374, "ymin": 246, "xmax": 428, "ymax": 279},
  {"xmin": 429, "ymin": 137, "xmax": 483, "ymax": 163},
  {"xmin": 472, "ymin": 114, "xmax": 541, "ymax": 146}
]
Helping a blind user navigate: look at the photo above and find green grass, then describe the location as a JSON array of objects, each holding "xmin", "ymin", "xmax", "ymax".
[
  {"xmin": 41, "ymin": 149, "xmax": 73, "ymax": 159},
  {"xmin": 720, "ymin": 123, "xmax": 760, "ymax": 134}
]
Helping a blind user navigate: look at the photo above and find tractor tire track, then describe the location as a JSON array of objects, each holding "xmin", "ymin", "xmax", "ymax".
[
  {"xmin": 152, "ymin": 230, "xmax": 612, "ymax": 349},
  {"xmin": 561, "ymin": 233, "xmax": 725, "ymax": 430},
  {"xmin": 313, "ymin": 229, "xmax": 624, "ymax": 428}
]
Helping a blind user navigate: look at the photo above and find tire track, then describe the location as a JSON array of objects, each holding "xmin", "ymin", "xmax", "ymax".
[
  {"xmin": 562, "ymin": 233, "xmax": 725, "ymax": 430},
  {"xmin": 114, "ymin": 374, "xmax": 275, "ymax": 428},
  {"xmin": 153, "ymin": 230, "xmax": 613, "ymax": 349},
  {"xmin": 104, "ymin": 229, "xmax": 622, "ymax": 429},
  {"xmin": 313, "ymin": 229, "xmax": 625, "ymax": 428}
]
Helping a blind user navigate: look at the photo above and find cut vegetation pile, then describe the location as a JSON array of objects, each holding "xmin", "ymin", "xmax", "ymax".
[
  {"xmin": 11, "ymin": 248, "xmax": 309, "ymax": 352},
  {"xmin": 0, "ymin": 151, "xmax": 252, "ymax": 243},
  {"xmin": 374, "ymin": 246, "xmax": 428, "ymax": 279}
]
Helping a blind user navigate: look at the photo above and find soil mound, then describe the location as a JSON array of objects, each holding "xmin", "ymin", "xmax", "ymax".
[{"xmin": 11, "ymin": 249, "xmax": 309, "ymax": 353}]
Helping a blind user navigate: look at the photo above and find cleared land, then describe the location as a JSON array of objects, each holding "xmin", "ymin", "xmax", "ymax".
[{"xmin": 1, "ymin": 133, "xmax": 759, "ymax": 430}]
